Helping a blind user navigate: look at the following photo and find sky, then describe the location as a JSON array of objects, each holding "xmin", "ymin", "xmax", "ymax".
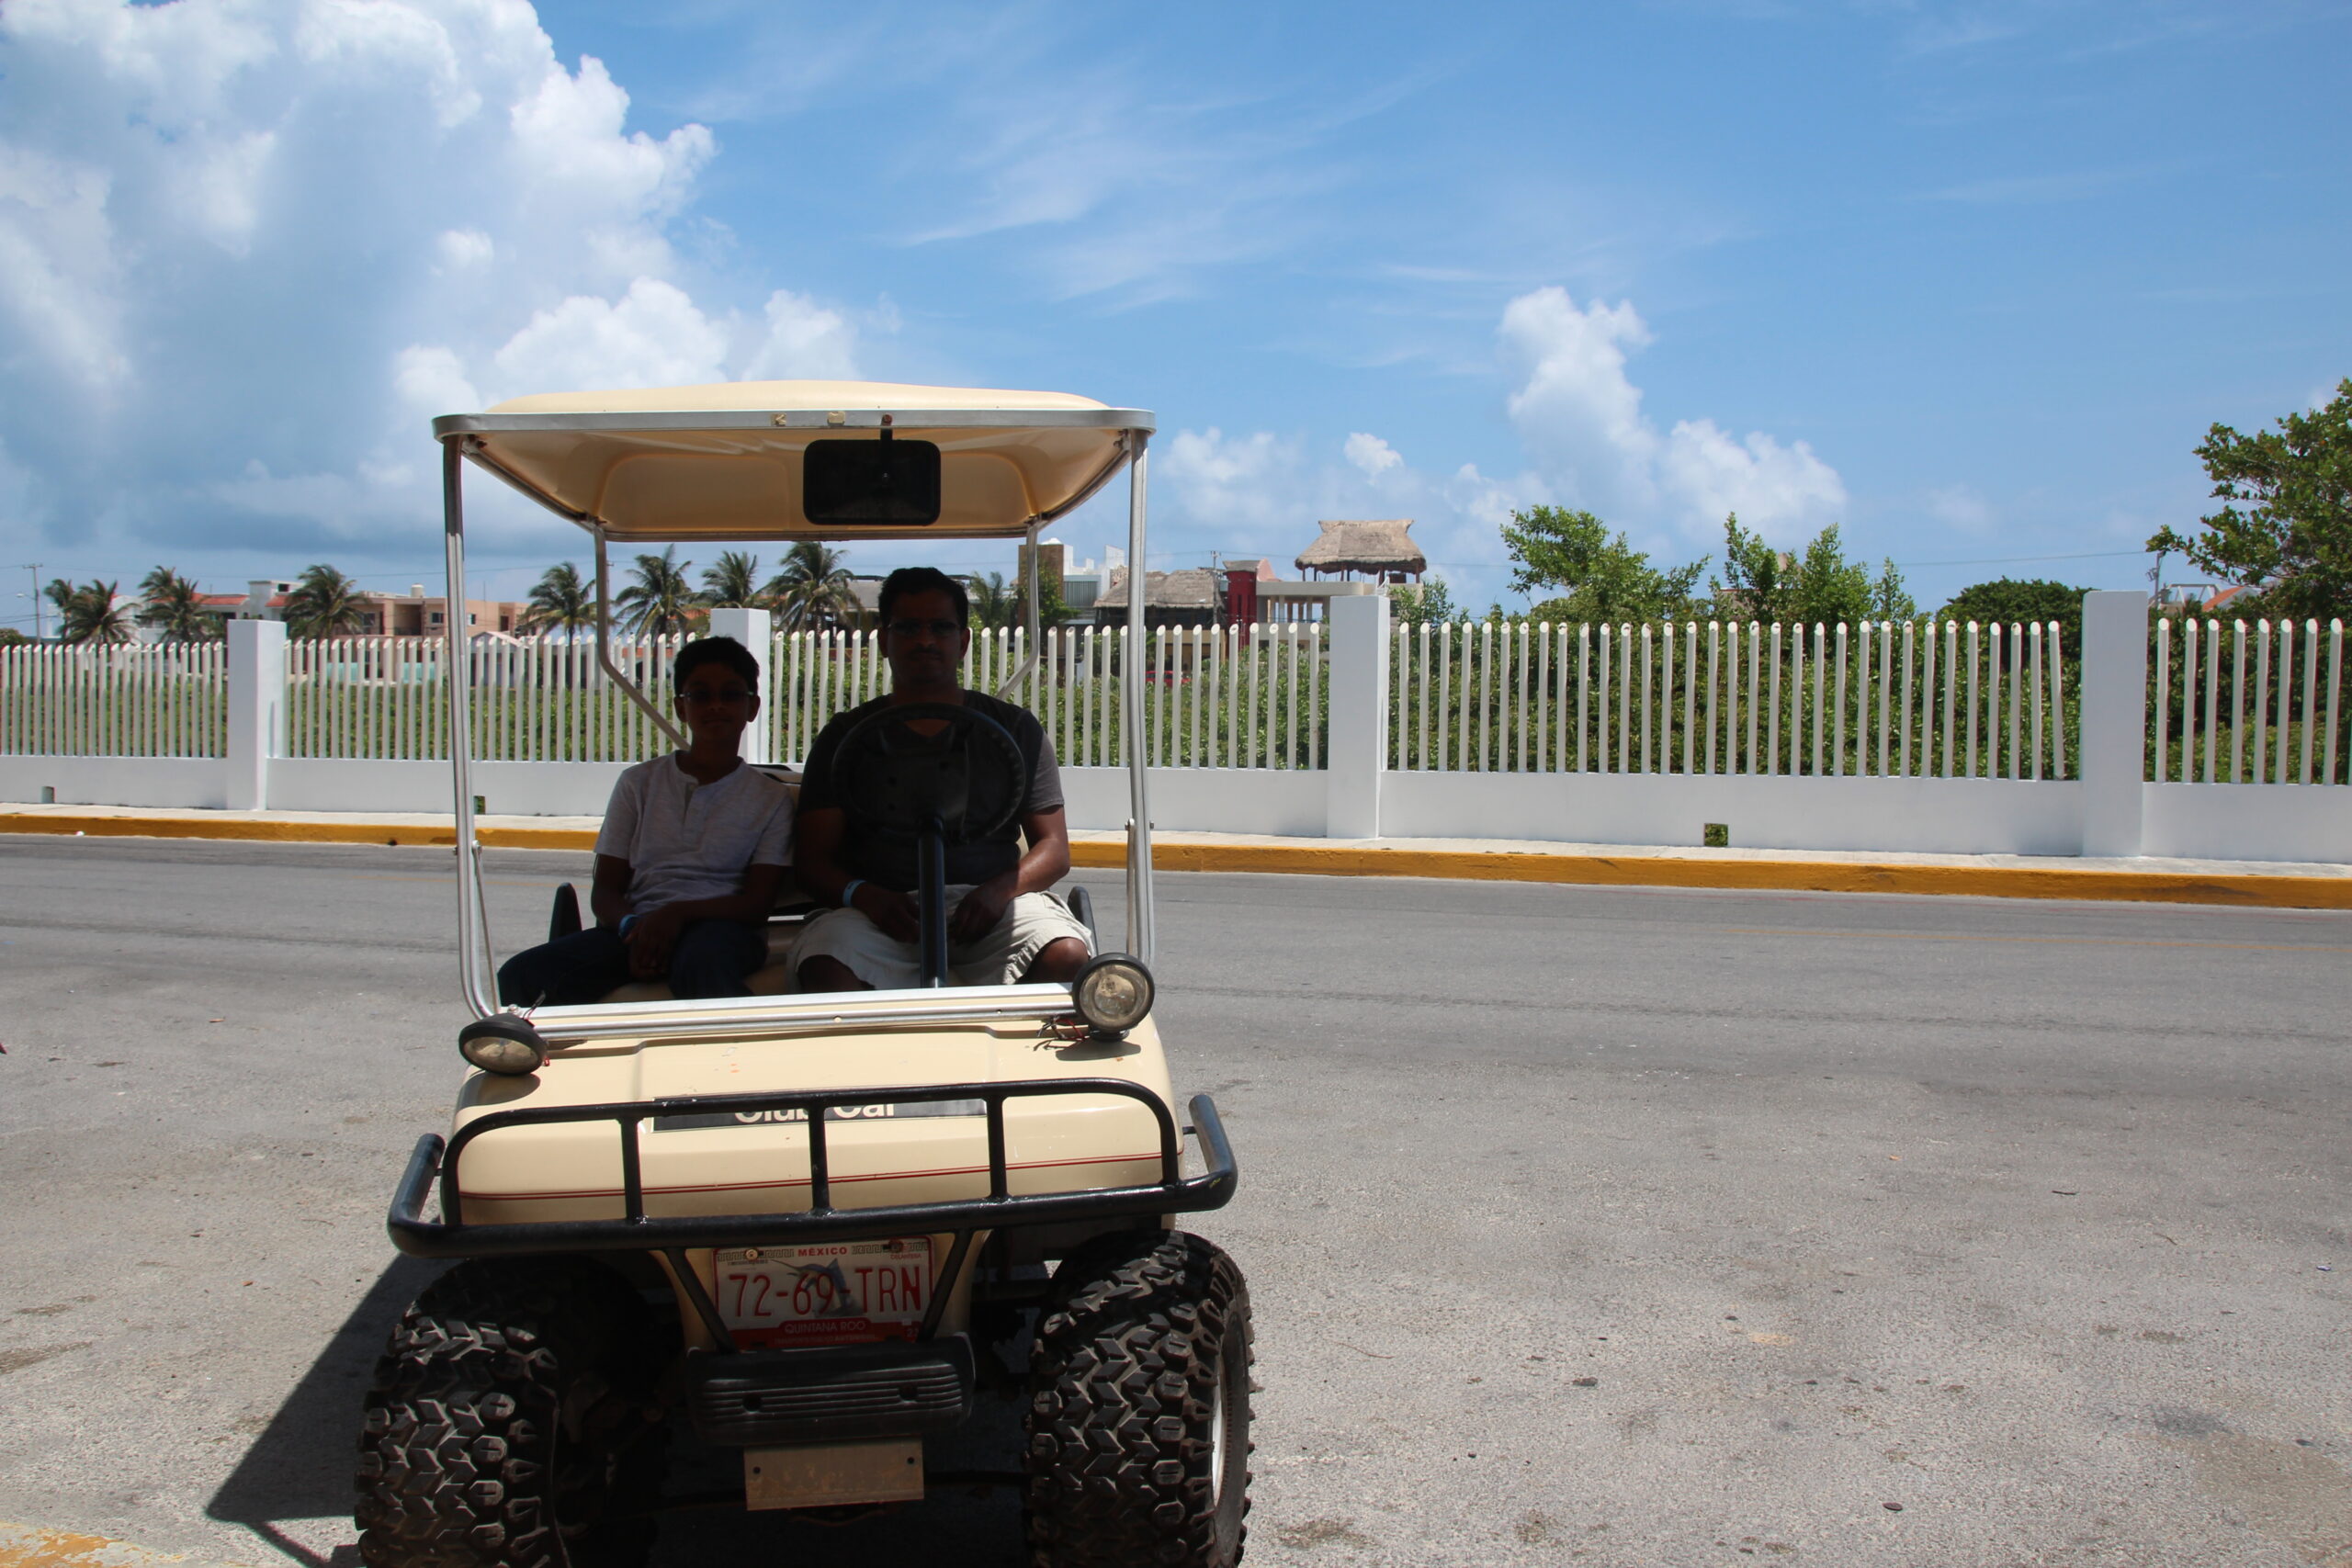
[{"xmin": 2, "ymin": 0, "xmax": 2347, "ymax": 632}]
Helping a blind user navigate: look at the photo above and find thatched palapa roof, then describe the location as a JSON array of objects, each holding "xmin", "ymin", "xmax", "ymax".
[
  {"xmin": 1106, "ymin": 567, "xmax": 1221, "ymax": 608},
  {"xmin": 1295, "ymin": 519, "xmax": 1424, "ymax": 578}
]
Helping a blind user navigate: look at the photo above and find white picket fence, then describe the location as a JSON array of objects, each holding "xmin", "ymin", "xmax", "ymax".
[
  {"xmin": 2152, "ymin": 617, "xmax": 2345, "ymax": 785},
  {"xmin": 5, "ymin": 614, "xmax": 2346, "ymax": 792},
  {"xmin": 281, "ymin": 635, "xmax": 692, "ymax": 761},
  {"xmin": 0, "ymin": 640, "xmax": 229, "ymax": 757},
  {"xmin": 1392, "ymin": 618, "xmax": 2074, "ymax": 779},
  {"xmin": 776, "ymin": 625, "xmax": 1327, "ymax": 771},
  {"xmin": 258, "ymin": 626, "xmax": 1329, "ymax": 770}
]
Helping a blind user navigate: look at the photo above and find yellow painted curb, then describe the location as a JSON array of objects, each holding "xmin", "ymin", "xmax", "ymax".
[
  {"xmin": 6, "ymin": 812, "xmax": 2346, "ymax": 910},
  {"xmin": 1069, "ymin": 839, "xmax": 2352, "ymax": 910},
  {"xmin": 0, "ymin": 813, "xmax": 594, "ymax": 852},
  {"xmin": 0, "ymin": 1520, "xmax": 249, "ymax": 1568}
]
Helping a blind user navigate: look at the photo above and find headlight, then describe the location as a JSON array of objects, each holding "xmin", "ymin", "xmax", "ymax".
[
  {"xmin": 1071, "ymin": 953, "xmax": 1155, "ymax": 1036},
  {"xmin": 459, "ymin": 1014, "xmax": 547, "ymax": 1076}
]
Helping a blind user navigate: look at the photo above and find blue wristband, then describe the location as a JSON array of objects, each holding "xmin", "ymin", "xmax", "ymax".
[
  {"xmin": 617, "ymin": 913, "xmax": 639, "ymax": 937},
  {"xmin": 841, "ymin": 879, "xmax": 866, "ymax": 909}
]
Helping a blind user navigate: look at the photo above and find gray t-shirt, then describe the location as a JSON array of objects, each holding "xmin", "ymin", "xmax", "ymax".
[
  {"xmin": 798, "ymin": 690, "xmax": 1062, "ymax": 892},
  {"xmin": 594, "ymin": 756, "xmax": 795, "ymax": 912}
]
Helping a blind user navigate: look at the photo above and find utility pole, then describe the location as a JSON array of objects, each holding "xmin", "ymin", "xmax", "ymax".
[{"xmin": 16, "ymin": 563, "xmax": 41, "ymax": 640}]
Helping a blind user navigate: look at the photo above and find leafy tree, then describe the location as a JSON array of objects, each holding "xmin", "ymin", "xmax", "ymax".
[
  {"xmin": 1706, "ymin": 515, "xmax": 1888, "ymax": 626},
  {"xmin": 1709, "ymin": 513, "xmax": 1797, "ymax": 625},
  {"xmin": 519, "ymin": 562, "xmax": 594, "ymax": 636},
  {"xmin": 1034, "ymin": 575, "xmax": 1073, "ymax": 629},
  {"xmin": 283, "ymin": 563, "xmax": 368, "ymax": 638},
  {"xmin": 1388, "ymin": 579, "xmax": 1462, "ymax": 626},
  {"xmin": 1871, "ymin": 558, "xmax": 1917, "ymax": 622},
  {"xmin": 700, "ymin": 550, "xmax": 766, "ymax": 609},
  {"xmin": 1791, "ymin": 525, "xmax": 1875, "ymax": 626},
  {"xmin": 0, "ymin": 627, "xmax": 25, "ymax": 647},
  {"xmin": 2147, "ymin": 379, "xmax": 2352, "ymax": 621},
  {"xmin": 136, "ymin": 567, "xmax": 219, "ymax": 643},
  {"xmin": 1935, "ymin": 578, "xmax": 2087, "ymax": 649},
  {"xmin": 967, "ymin": 571, "xmax": 1018, "ymax": 630},
  {"xmin": 616, "ymin": 547, "xmax": 703, "ymax": 637},
  {"xmin": 1502, "ymin": 505, "xmax": 1704, "ymax": 624},
  {"xmin": 51, "ymin": 579, "xmax": 132, "ymax": 645},
  {"xmin": 764, "ymin": 542, "xmax": 858, "ymax": 631}
]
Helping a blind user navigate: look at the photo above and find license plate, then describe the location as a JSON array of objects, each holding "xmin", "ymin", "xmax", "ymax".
[{"xmin": 715, "ymin": 1239, "xmax": 933, "ymax": 1348}]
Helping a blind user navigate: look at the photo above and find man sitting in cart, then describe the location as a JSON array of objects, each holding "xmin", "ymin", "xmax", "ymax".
[
  {"xmin": 496, "ymin": 635, "xmax": 795, "ymax": 1006},
  {"xmin": 793, "ymin": 566, "xmax": 1092, "ymax": 991}
]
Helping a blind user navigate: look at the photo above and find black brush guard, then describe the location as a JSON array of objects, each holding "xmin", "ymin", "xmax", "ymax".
[{"xmin": 387, "ymin": 1077, "xmax": 1236, "ymax": 1350}]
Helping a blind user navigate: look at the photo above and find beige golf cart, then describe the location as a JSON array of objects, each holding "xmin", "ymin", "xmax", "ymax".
[{"xmin": 361, "ymin": 381, "xmax": 1249, "ymax": 1568}]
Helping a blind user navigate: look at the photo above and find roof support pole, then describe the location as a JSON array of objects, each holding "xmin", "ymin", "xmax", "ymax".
[
  {"xmin": 442, "ymin": 438, "xmax": 498, "ymax": 1018},
  {"xmin": 593, "ymin": 529, "xmax": 690, "ymax": 751},
  {"xmin": 1124, "ymin": 433, "xmax": 1155, "ymax": 964}
]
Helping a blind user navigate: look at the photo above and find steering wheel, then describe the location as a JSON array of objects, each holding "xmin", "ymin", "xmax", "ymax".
[{"xmin": 831, "ymin": 702, "xmax": 1029, "ymax": 843}]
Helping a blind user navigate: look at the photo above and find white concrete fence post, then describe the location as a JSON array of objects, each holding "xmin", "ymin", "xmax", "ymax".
[
  {"xmin": 1324, "ymin": 592, "xmax": 1391, "ymax": 839},
  {"xmin": 225, "ymin": 617, "xmax": 286, "ymax": 811},
  {"xmin": 2079, "ymin": 589, "xmax": 2148, "ymax": 857},
  {"xmin": 705, "ymin": 606, "xmax": 774, "ymax": 763}
]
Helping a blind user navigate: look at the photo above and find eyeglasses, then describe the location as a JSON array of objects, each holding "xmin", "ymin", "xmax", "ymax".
[
  {"xmin": 887, "ymin": 618, "xmax": 964, "ymax": 638},
  {"xmin": 677, "ymin": 687, "xmax": 754, "ymax": 705}
]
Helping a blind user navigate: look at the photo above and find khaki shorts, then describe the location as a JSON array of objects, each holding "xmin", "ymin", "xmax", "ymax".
[{"xmin": 792, "ymin": 887, "xmax": 1093, "ymax": 989}]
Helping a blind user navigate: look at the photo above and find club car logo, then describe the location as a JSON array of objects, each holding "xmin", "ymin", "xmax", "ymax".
[{"xmin": 654, "ymin": 1100, "xmax": 984, "ymax": 1132}]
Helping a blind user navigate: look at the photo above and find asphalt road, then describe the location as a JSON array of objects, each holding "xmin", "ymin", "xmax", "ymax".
[{"xmin": 1, "ymin": 834, "xmax": 2347, "ymax": 1568}]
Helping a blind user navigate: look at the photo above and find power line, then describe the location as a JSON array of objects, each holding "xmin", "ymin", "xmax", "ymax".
[{"xmin": 1888, "ymin": 547, "xmax": 2152, "ymax": 570}]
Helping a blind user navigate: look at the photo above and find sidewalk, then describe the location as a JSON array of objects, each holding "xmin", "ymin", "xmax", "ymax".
[{"xmin": 4, "ymin": 803, "xmax": 2347, "ymax": 908}]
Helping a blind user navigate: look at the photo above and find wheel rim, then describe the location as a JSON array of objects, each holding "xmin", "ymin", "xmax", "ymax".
[{"xmin": 1206, "ymin": 1349, "xmax": 1228, "ymax": 1509}]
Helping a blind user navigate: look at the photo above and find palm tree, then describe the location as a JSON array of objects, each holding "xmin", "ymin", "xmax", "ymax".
[
  {"xmin": 283, "ymin": 563, "xmax": 368, "ymax": 639},
  {"xmin": 519, "ymin": 562, "xmax": 594, "ymax": 636},
  {"xmin": 700, "ymin": 550, "xmax": 766, "ymax": 609},
  {"xmin": 52, "ymin": 579, "xmax": 133, "ymax": 645},
  {"xmin": 616, "ymin": 547, "xmax": 703, "ymax": 637},
  {"xmin": 763, "ymin": 542, "xmax": 858, "ymax": 631},
  {"xmin": 137, "ymin": 567, "xmax": 219, "ymax": 643},
  {"xmin": 967, "ymin": 571, "xmax": 1018, "ymax": 630}
]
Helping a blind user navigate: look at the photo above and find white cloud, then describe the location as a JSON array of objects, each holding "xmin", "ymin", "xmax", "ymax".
[
  {"xmin": 1136, "ymin": 286, "xmax": 1841, "ymax": 607},
  {"xmin": 491, "ymin": 277, "xmax": 730, "ymax": 394},
  {"xmin": 437, "ymin": 227, "xmax": 494, "ymax": 270},
  {"xmin": 0, "ymin": 141, "xmax": 128, "ymax": 392},
  {"xmin": 0, "ymin": 0, "xmax": 863, "ymax": 567},
  {"xmin": 1498, "ymin": 285, "xmax": 1844, "ymax": 544},
  {"xmin": 1344, "ymin": 432, "xmax": 1404, "ymax": 479},
  {"xmin": 392, "ymin": 344, "xmax": 480, "ymax": 417},
  {"xmin": 1925, "ymin": 483, "xmax": 1995, "ymax": 533},
  {"xmin": 1658, "ymin": 418, "xmax": 1844, "ymax": 534},
  {"xmin": 1158, "ymin": 428, "xmax": 1308, "ymax": 536},
  {"xmin": 740, "ymin": 289, "xmax": 859, "ymax": 382}
]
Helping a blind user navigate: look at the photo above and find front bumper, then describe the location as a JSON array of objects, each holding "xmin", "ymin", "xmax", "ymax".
[{"xmin": 385, "ymin": 1077, "xmax": 1237, "ymax": 1348}]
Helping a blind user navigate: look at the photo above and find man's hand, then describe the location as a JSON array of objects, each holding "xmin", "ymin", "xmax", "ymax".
[
  {"xmin": 626, "ymin": 905, "xmax": 688, "ymax": 978},
  {"xmin": 852, "ymin": 883, "xmax": 922, "ymax": 943},
  {"xmin": 948, "ymin": 875, "xmax": 1016, "ymax": 943}
]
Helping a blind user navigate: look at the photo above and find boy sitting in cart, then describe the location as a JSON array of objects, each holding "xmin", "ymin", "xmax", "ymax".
[
  {"xmin": 792, "ymin": 567, "xmax": 1091, "ymax": 991},
  {"xmin": 497, "ymin": 635, "xmax": 794, "ymax": 1006}
]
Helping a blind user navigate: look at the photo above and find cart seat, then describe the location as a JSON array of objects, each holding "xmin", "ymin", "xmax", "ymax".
[{"xmin": 598, "ymin": 922, "xmax": 803, "ymax": 1004}]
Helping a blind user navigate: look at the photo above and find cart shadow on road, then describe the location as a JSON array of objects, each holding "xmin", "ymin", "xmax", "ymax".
[
  {"xmin": 199, "ymin": 1254, "xmax": 1032, "ymax": 1568},
  {"xmin": 204, "ymin": 1253, "xmax": 443, "ymax": 1567}
]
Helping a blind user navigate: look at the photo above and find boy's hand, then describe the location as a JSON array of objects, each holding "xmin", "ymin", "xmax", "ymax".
[
  {"xmin": 948, "ymin": 876, "xmax": 1015, "ymax": 943},
  {"xmin": 852, "ymin": 883, "xmax": 922, "ymax": 942},
  {"xmin": 626, "ymin": 905, "xmax": 687, "ymax": 978}
]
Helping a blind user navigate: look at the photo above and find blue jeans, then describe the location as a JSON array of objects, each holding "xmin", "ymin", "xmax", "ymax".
[{"xmin": 497, "ymin": 919, "xmax": 767, "ymax": 1007}]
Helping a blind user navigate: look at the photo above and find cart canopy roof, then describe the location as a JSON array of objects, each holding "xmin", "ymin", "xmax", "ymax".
[{"xmin": 434, "ymin": 379, "xmax": 1152, "ymax": 543}]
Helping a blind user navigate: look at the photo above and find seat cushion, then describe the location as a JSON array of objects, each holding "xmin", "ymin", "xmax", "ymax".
[{"xmin": 595, "ymin": 924, "xmax": 800, "ymax": 1005}]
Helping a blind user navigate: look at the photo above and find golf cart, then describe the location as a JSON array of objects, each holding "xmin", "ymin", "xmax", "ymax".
[{"xmin": 360, "ymin": 381, "xmax": 1250, "ymax": 1567}]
